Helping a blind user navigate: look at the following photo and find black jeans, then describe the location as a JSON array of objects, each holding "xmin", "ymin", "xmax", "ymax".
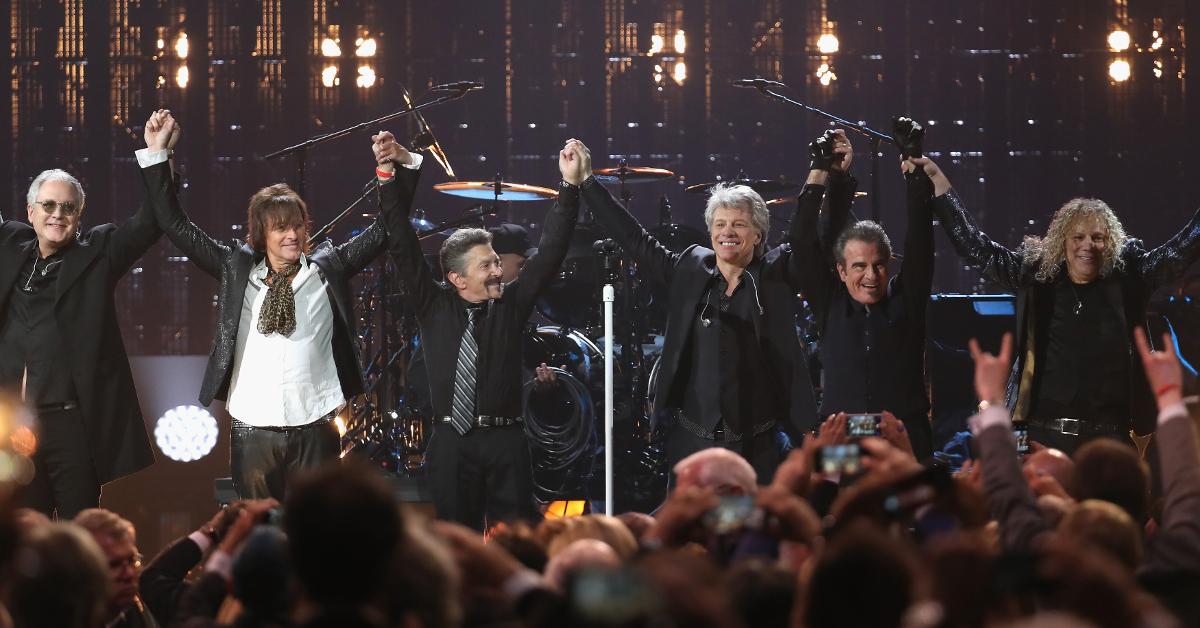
[
  {"xmin": 426, "ymin": 422, "xmax": 537, "ymax": 532},
  {"xmin": 230, "ymin": 417, "xmax": 341, "ymax": 500},
  {"xmin": 23, "ymin": 405, "xmax": 100, "ymax": 519}
]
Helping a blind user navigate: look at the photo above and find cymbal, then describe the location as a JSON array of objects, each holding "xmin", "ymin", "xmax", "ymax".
[
  {"xmin": 594, "ymin": 166, "xmax": 676, "ymax": 183},
  {"xmin": 765, "ymin": 191, "xmax": 868, "ymax": 205},
  {"xmin": 684, "ymin": 179, "xmax": 802, "ymax": 199},
  {"xmin": 433, "ymin": 181, "xmax": 558, "ymax": 201}
]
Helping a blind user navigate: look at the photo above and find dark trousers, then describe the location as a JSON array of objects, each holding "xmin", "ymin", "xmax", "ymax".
[
  {"xmin": 427, "ymin": 422, "xmax": 536, "ymax": 532},
  {"xmin": 231, "ymin": 418, "xmax": 340, "ymax": 500},
  {"xmin": 24, "ymin": 406, "xmax": 100, "ymax": 519},
  {"xmin": 665, "ymin": 424, "xmax": 790, "ymax": 485},
  {"xmin": 1026, "ymin": 424, "xmax": 1130, "ymax": 457}
]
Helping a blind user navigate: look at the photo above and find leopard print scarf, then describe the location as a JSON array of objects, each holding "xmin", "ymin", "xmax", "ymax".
[{"xmin": 257, "ymin": 262, "xmax": 301, "ymax": 336}]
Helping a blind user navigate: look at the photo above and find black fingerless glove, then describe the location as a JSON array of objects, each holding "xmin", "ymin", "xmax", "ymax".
[
  {"xmin": 809, "ymin": 130, "xmax": 838, "ymax": 171},
  {"xmin": 892, "ymin": 116, "xmax": 925, "ymax": 160}
]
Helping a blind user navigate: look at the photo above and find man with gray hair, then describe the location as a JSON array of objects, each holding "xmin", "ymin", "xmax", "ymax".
[
  {"xmin": 0, "ymin": 109, "xmax": 173, "ymax": 518},
  {"xmin": 571, "ymin": 140, "xmax": 818, "ymax": 483},
  {"xmin": 393, "ymin": 140, "xmax": 581, "ymax": 530},
  {"xmin": 793, "ymin": 125, "xmax": 936, "ymax": 459}
]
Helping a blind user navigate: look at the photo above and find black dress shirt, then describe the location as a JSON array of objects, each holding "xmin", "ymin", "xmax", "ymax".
[
  {"xmin": 394, "ymin": 185, "xmax": 579, "ymax": 419},
  {"xmin": 0, "ymin": 246, "xmax": 77, "ymax": 404},
  {"xmin": 680, "ymin": 268, "xmax": 781, "ymax": 436},
  {"xmin": 1031, "ymin": 278, "xmax": 1129, "ymax": 425}
]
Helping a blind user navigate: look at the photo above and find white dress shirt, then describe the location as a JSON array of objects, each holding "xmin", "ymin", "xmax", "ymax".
[{"xmin": 227, "ymin": 254, "xmax": 345, "ymax": 427}]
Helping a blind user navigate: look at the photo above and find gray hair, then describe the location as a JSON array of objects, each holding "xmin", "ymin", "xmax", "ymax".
[
  {"xmin": 27, "ymin": 169, "xmax": 86, "ymax": 212},
  {"xmin": 703, "ymin": 183, "xmax": 770, "ymax": 257},
  {"xmin": 834, "ymin": 220, "xmax": 893, "ymax": 266},
  {"xmin": 439, "ymin": 228, "xmax": 494, "ymax": 277}
]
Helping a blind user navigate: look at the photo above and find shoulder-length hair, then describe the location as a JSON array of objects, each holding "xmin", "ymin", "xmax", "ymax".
[
  {"xmin": 1021, "ymin": 197, "xmax": 1127, "ymax": 282},
  {"xmin": 246, "ymin": 183, "xmax": 311, "ymax": 254}
]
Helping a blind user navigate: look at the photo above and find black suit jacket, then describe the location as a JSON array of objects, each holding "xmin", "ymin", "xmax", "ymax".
[
  {"xmin": 0, "ymin": 166, "xmax": 160, "ymax": 483},
  {"xmin": 143, "ymin": 164, "xmax": 421, "ymax": 405},
  {"xmin": 139, "ymin": 535, "xmax": 203, "ymax": 626},
  {"xmin": 579, "ymin": 178, "xmax": 819, "ymax": 436}
]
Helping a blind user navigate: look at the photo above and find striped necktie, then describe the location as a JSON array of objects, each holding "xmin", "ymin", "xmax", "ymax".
[{"xmin": 449, "ymin": 307, "xmax": 481, "ymax": 435}]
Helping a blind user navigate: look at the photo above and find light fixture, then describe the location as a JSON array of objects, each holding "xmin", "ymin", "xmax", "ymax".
[
  {"xmin": 175, "ymin": 66, "xmax": 189, "ymax": 88},
  {"xmin": 672, "ymin": 61, "xmax": 686, "ymax": 85},
  {"xmin": 1107, "ymin": 29, "xmax": 1130, "ymax": 52},
  {"xmin": 321, "ymin": 37, "xmax": 341, "ymax": 57},
  {"xmin": 355, "ymin": 36, "xmax": 376, "ymax": 57},
  {"xmin": 649, "ymin": 34, "xmax": 664, "ymax": 54},
  {"xmin": 174, "ymin": 32, "xmax": 189, "ymax": 59},
  {"xmin": 154, "ymin": 405, "xmax": 218, "ymax": 462},
  {"xmin": 816, "ymin": 62, "xmax": 837, "ymax": 86},
  {"xmin": 321, "ymin": 64, "xmax": 339, "ymax": 87},
  {"xmin": 817, "ymin": 33, "xmax": 840, "ymax": 54},
  {"xmin": 356, "ymin": 65, "xmax": 376, "ymax": 88},
  {"xmin": 1108, "ymin": 59, "xmax": 1131, "ymax": 82},
  {"xmin": 673, "ymin": 29, "xmax": 686, "ymax": 54}
]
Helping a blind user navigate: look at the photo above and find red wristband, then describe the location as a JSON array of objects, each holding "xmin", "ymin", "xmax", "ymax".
[
  {"xmin": 375, "ymin": 167, "xmax": 395, "ymax": 179},
  {"xmin": 1156, "ymin": 383, "xmax": 1180, "ymax": 397}
]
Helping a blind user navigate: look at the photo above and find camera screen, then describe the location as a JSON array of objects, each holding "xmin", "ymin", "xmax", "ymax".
[
  {"xmin": 818, "ymin": 444, "xmax": 862, "ymax": 475},
  {"xmin": 1013, "ymin": 426, "xmax": 1030, "ymax": 455},
  {"xmin": 847, "ymin": 413, "xmax": 882, "ymax": 438}
]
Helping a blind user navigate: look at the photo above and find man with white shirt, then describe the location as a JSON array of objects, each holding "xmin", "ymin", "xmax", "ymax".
[{"xmin": 147, "ymin": 112, "xmax": 421, "ymax": 498}]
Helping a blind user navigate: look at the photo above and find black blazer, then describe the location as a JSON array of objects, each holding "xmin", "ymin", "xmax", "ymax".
[
  {"xmin": 579, "ymin": 178, "xmax": 819, "ymax": 436},
  {"xmin": 0, "ymin": 166, "xmax": 161, "ymax": 484},
  {"xmin": 143, "ymin": 163, "xmax": 421, "ymax": 405}
]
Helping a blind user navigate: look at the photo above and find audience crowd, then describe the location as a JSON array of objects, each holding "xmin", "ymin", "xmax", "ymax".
[{"xmin": 0, "ymin": 327, "xmax": 1198, "ymax": 628}]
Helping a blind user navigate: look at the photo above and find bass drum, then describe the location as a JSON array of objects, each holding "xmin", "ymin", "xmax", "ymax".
[{"xmin": 522, "ymin": 325, "xmax": 607, "ymax": 390}]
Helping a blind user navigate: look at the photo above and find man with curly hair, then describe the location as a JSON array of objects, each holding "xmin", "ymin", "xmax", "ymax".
[{"xmin": 915, "ymin": 157, "xmax": 1200, "ymax": 453}]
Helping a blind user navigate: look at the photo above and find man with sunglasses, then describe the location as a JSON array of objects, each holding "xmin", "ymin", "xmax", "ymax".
[{"xmin": 0, "ymin": 110, "xmax": 176, "ymax": 518}]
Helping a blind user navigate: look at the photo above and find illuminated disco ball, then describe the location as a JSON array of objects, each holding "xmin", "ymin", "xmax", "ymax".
[{"xmin": 154, "ymin": 405, "xmax": 219, "ymax": 462}]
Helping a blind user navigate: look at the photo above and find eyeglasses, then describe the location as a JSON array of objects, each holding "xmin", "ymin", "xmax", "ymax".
[
  {"xmin": 34, "ymin": 199, "xmax": 80, "ymax": 216},
  {"xmin": 108, "ymin": 552, "xmax": 144, "ymax": 572}
]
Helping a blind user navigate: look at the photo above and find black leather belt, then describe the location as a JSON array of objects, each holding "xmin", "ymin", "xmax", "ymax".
[
  {"xmin": 1025, "ymin": 417, "xmax": 1123, "ymax": 437},
  {"xmin": 675, "ymin": 411, "xmax": 777, "ymax": 443},
  {"xmin": 37, "ymin": 401, "xmax": 78, "ymax": 413},
  {"xmin": 440, "ymin": 415, "xmax": 523, "ymax": 428},
  {"xmin": 232, "ymin": 409, "xmax": 338, "ymax": 433}
]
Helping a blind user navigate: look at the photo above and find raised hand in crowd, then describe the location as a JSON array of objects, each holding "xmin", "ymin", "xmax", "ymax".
[
  {"xmin": 969, "ymin": 332, "xmax": 1013, "ymax": 408},
  {"xmin": 642, "ymin": 485, "xmax": 720, "ymax": 548},
  {"xmin": 216, "ymin": 499, "xmax": 279, "ymax": 556},
  {"xmin": 1134, "ymin": 327, "xmax": 1184, "ymax": 410},
  {"xmin": 879, "ymin": 411, "xmax": 915, "ymax": 459}
]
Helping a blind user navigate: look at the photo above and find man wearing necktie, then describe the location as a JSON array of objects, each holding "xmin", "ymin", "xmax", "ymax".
[{"xmin": 392, "ymin": 140, "xmax": 582, "ymax": 530}]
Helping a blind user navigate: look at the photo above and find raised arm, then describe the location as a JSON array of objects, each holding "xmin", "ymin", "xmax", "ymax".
[
  {"xmin": 108, "ymin": 109, "xmax": 176, "ymax": 276},
  {"xmin": 1138, "ymin": 206, "xmax": 1200, "ymax": 293},
  {"xmin": 333, "ymin": 131, "xmax": 423, "ymax": 276},
  {"xmin": 509, "ymin": 139, "xmax": 583, "ymax": 313},
  {"xmin": 141, "ymin": 110, "xmax": 229, "ymax": 278},
  {"xmin": 573, "ymin": 142, "xmax": 682, "ymax": 287},
  {"xmin": 1133, "ymin": 328, "xmax": 1200, "ymax": 576},
  {"xmin": 970, "ymin": 334, "xmax": 1052, "ymax": 552},
  {"xmin": 384, "ymin": 149, "xmax": 440, "ymax": 316},
  {"xmin": 895, "ymin": 160, "xmax": 935, "ymax": 320},
  {"xmin": 925, "ymin": 162, "xmax": 1025, "ymax": 292},
  {"xmin": 789, "ymin": 130, "xmax": 855, "ymax": 325}
]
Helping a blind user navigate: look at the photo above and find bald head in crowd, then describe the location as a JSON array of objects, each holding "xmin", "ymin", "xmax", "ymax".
[{"xmin": 673, "ymin": 448, "xmax": 758, "ymax": 495}]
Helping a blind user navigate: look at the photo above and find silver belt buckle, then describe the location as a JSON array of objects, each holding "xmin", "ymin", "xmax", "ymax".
[{"xmin": 1057, "ymin": 418, "xmax": 1080, "ymax": 436}]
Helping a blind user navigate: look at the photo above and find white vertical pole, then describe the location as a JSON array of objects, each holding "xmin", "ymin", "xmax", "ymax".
[{"xmin": 602, "ymin": 283, "xmax": 615, "ymax": 516}]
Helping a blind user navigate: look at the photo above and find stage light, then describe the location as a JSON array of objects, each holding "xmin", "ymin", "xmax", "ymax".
[
  {"xmin": 175, "ymin": 66, "xmax": 189, "ymax": 88},
  {"xmin": 156, "ymin": 38, "xmax": 165, "ymax": 50},
  {"xmin": 154, "ymin": 405, "xmax": 218, "ymax": 462},
  {"xmin": 355, "ymin": 36, "xmax": 377, "ymax": 57},
  {"xmin": 1108, "ymin": 59, "xmax": 1131, "ymax": 82},
  {"xmin": 1154, "ymin": 59, "xmax": 1163, "ymax": 78},
  {"xmin": 321, "ymin": 37, "xmax": 341, "ymax": 57},
  {"xmin": 672, "ymin": 61, "xmax": 686, "ymax": 85},
  {"xmin": 1107, "ymin": 29, "xmax": 1130, "ymax": 52},
  {"xmin": 544, "ymin": 500, "xmax": 589, "ymax": 518},
  {"xmin": 816, "ymin": 62, "xmax": 837, "ymax": 86},
  {"xmin": 1151, "ymin": 34, "xmax": 1163, "ymax": 51},
  {"xmin": 321, "ymin": 64, "xmax": 339, "ymax": 87},
  {"xmin": 817, "ymin": 33, "xmax": 840, "ymax": 54},
  {"xmin": 356, "ymin": 65, "xmax": 376, "ymax": 88},
  {"xmin": 673, "ymin": 29, "xmax": 686, "ymax": 54},
  {"xmin": 174, "ymin": 33, "xmax": 189, "ymax": 59},
  {"xmin": 649, "ymin": 34, "xmax": 664, "ymax": 54}
]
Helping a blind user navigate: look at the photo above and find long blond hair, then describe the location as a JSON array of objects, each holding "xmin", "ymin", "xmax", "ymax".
[{"xmin": 1021, "ymin": 197, "xmax": 1127, "ymax": 282}]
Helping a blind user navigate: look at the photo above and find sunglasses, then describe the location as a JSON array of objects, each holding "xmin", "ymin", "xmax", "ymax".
[{"xmin": 34, "ymin": 199, "xmax": 81, "ymax": 216}]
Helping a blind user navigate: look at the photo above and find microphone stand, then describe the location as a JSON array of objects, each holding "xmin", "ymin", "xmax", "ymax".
[
  {"xmin": 749, "ymin": 84, "xmax": 895, "ymax": 223},
  {"xmin": 264, "ymin": 88, "xmax": 473, "ymax": 197},
  {"xmin": 417, "ymin": 204, "xmax": 497, "ymax": 240}
]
